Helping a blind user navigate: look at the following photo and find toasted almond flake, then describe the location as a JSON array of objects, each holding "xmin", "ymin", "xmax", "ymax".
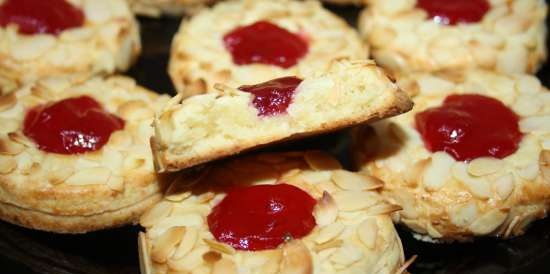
[
  {"xmin": 401, "ymin": 218, "xmax": 428, "ymax": 234},
  {"xmin": 106, "ymin": 175, "xmax": 124, "ymax": 192},
  {"xmin": 423, "ymin": 152, "xmax": 454, "ymax": 191},
  {"xmin": 426, "ymin": 223, "xmax": 443, "ymax": 238},
  {"xmin": 329, "ymin": 243, "xmax": 364, "ymax": 266},
  {"xmin": 0, "ymin": 156, "xmax": 16, "ymax": 174},
  {"xmin": 468, "ymin": 157, "xmax": 505, "ymax": 176},
  {"xmin": 469, "ymin": 209, "xmax": 508, "ymax": 235},
  {"xmin": 138, "ymin": 233, "xmax": 153, "ymax": 274},
  {"xmin": 403, "ymin": 159, "xmax": 429, "ymax": 187},
  {"xmin": 313, "ymin": 239, "xmax": 343, "ymax": 253},
  {"xmin": 304, "ymin": 151, "xmax": 341, "ymax": 171},
  {"xmin": 202, "ymin": 251, "xmax": 222, "ymax": 264},
  {"xmin": 449, "ymin": 201, "xmax": 478, "ymax": 227},
  {"xmin": 540, "ymin": 150, "xmax": 550, "ymax": 183},
  {"xmin": 204, "ymin": 239, "xmax": 236, "ymax": 255},
  {"xmin": 65, "ymin": 167, "xmax": 111, "ymax": 186},
  {"xmin": 313, "ymin": 191, "xmax": 338, "ymax": 226},
  {"xmin": 357, "ymin": 218, "xmax": 378, "ymax": 249},
  {"xmin": 452, "ymin": 163, "xmax": 492, "ymax": 199},
  {"xmin": 0, "ymin": 93, "xmax": 16, "ymax": 112},
  {"xmin": 148, "ymin": 214, "xmax": 202, "ymax": 239},
  {"xmin": 517, "ymin": 163, "xmax": 539, "ymax": 180},
  {"xmin": 299, "ymin": 170, "xmax": 332, "ymax": 184},
  {"xmin": 315, "ymin": 223, "xmax": 345, "ymax": 244},
  {"xmin": 0, "ymin": 138, "xmax": 25, "ymax": 155},
  {"xmin": 167, "ymin": 246, "xmax": 208, "ymax": 271},
  {"xmin": 47, "ymin": 166, "xmax": 74, "ymax": 185},
  {"xmin": 151, "ymin": 227, "xmax": 186, "ymax": 263},
  {"xmin": 494, "ymin": 173, "xmax": 515, "ymax": 200},
  {"xmin": 280, "ymin": 241, "xmax": 313, "ymax": 274},
  {"xmin": 331, "ymin": 170, "xmax": 383, "ymax": 191},
  {"xmin": 172, "ymin": 227, "xmax": 198, "ymax": 259},
  {"xmin": 520, "ymin": 116, "xmax": 550, "ymax": 132},
  {"xmin": 140, "ymin": 200, "xmax": 173, "ymax": 228},
  {"xmin": 212, "ymin": 258, "xmax": 238, "ymax": 274},
  {"xmin": 364, "ymin": 202, "xmax": 402, "ymax": 216},
  {"xmin": 396, "ymin": 255, "xmax": 418, "ymax": 274},
  {"xmin": 516, "ymin": 75, "xmax": 541, "ymax": 94},
  {"xmin": 11, "ymin": 35, "xmax": 56, "ymax": 61},
  {"xmin": 333, "ymin": 191, "xmax": 380, "ymax": 211},
  {"xmin": 118, "ymin": 100, "xmax": 153, "ymax": 120}
]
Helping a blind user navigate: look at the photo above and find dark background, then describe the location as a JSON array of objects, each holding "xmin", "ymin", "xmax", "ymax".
[{"xmin": 2, "ymin": 3, "xmax": 550, "ymax": 274}]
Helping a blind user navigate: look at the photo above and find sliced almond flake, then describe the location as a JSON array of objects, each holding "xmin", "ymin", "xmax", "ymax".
[
  {"xmin": 167, "ymin": 246, "xmax": 209, "ymax": 272},
  {"xmin": 333, "ymin": 191, "xmax": 380, "ymax": 211},
  {"xmin": 65, "ymin": 167, "xmax": 111, "ymax": 186},
  {"xmin": 212, "ymin": 258, "xmax": 238, "ymax": 274},
  {"xmin": 140, "ymin": 200, "xmax": 173, "ymax": 228},
  {"xmin": 0, "ymin": 138, "xmax": 25, "ymax": 155},
  {"xmin": 540, "ymin": 150, "xmax": 550, "ymax": 183},
  {"xmin": 401, "ymin": 219, "xmax": 428, "ymax": 234},
  {"xmin": 138, "ymin": 233, "xmax": 153, "ymax": 274},
  {"xmin": 299, "ymin": 170, "xmax": 333, "ymax": 184},
  {"xmin": 494, "ymin": 173, "xmax": 515, "ymax": 200},
  {"xmin": 202, "ymin": 251, "xmax": 222, "ymax": 264},
  {"xmin": 357, "ymin": 218, "xmax": 378, "ymax": 249},
  {"xmin": 468, "ymin": 157, "xmax": 505, "ymax": 177},
  {"xmin": 426, "ymin": 223, "xmax": 443, "ymax": 238},
  {"xmin": 148, "ymin": 214, "xmax": 203, "ymax": 239},
  {"xmin": 451, "ymin": 163, "xmax": 492, "ymax": 199},
  {"xmin": 329, "ymin": 243, "xmax": 364, "ymax": 266},
  {"xmin": 396, "ymin": 255, "xmax": 418, "ymax": 274},
  {"xmin": 364, "ymin": 202, "xmax": 402, "ymax": 216},
  {"xmin": 517, "ymin": 163, "xmax": 539, "ymax": 180},
  {"xmin": 520, "ymin": 116, "xmax": 550, "ymax": 132},
  {"xmin": 203, "ymin": 239, "xmax": 236, "ymax": 255},
  {"xmin": 0, "ymin": 93, "xmax": 16, "ymax": 112},
  {"xmin": 469, "ymin": 209, "xmax": 508, "ymax": 235},
  {"xmin": 331, "ymin": 170, "xmax": 383, "ymax": 191},
  {"xmin": 304, "ymin": 151, "xmax": 341, "ymax": 171},
  {"xmin": 279, "ymin": 240, "xmax": 313, "ymax": 274},
  {"xmin": 172, "ymin": 227, "xmax": 198, "ymax": 259},
  {"xmin": 315, "ymin": 223, "xmax": 345, "ymax": 244},
  {"xmin": 313, "ymin": 239, "xmax": 343, "ymax": 253},
  {"xmin": 423, "ymin": 152, "xmax": 454, "ymax": 191},
  {"xmin": 0, "ymin": 156, "xmax": 16, "ymax": 174},
  {"xmin": 313, "ymin": 191, "xmax": 338, "ymax": 226},
  {"xmin": 449, "ymin": 201, "xmax": 478, "ymax": 228},
  {"xmin": 106, "ymin": 175, "xmax": 124, "ymax": 192},
  {"xmin": 151, "ymin": 226, "xmax": 186, "ymax": 263}
]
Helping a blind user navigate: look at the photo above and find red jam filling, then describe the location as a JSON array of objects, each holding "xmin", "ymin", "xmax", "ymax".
[
  {"xmin": 415, "ymin": 94, "xmax": 522, "ymax": 162},
  {"xmin": 417, "ymin": 0, "xmax": 490, "ymax": 25},
  {"xmin": 0, "ymin": 0, "xmax": 85, "ymax": 35},
  {"xmin": 23, "ymin": 96, "xmax": 124, "ymax": 155},
  {"xmin": 239, "ymin": 76, "xmax": 302, "ymax": 117},
  {"xmin": 207, "ymin": 183, "xmax": 317, "ymax": 251},
  {"xmin": 223, "ymin": 21, "xmax": 309, "ymax": 68}
]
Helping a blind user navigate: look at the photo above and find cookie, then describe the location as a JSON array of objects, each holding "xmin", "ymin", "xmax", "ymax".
[
  {"xmin": 352, "ymin": 70, "xmax": 550, "ymax": 242},
  {"xmin": 168, "ymin": 0, "xmax": 367, "ymax": 96},
  {"xmin": 126, "ymin": 0, "xmax": 216, "ymax": 17},
  {"xmin": 153, "ymin": 59, "xmax": 412, "ymax": 172},
  {"xmin": 358, "ymin": 0, "xmax": 547, "ymax": 74},
  {"xmin": 139, "ymin": 151, "xmax": 409, "ymax": 274},
  {"xmin": 0, "ymin": 76, "xmax": 170, "ymax": 233},
  {"xmin": 0, "ymin": 0, "xmax": 141, "ymax": 94}
]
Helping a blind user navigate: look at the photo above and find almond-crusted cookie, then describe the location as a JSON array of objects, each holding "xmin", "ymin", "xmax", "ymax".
[
  {"xmin": 139, "ymin": 151, "xmax": 409, "ymax": 274},
  {"xmin": 168, "ymin": 0, "xmax": 368, "ymax": 96},
  {"xmin": 358, "ymin": 0, "xmax": 547, "ymax": 75},
  {"xmin": 126, "ymin": 0, "xmax": 216, "ymax": 17},
  {"xmin": 153, "ymin": 59, "xmax": 412, "ymax": 172},
  {"xmin": 352, "ymin": 70, "xmax": 550, "ymax": 242},
  {"xmin": 0, "ymin": 0, "xmax": 141, "ymax": 94},
  {"xmin": 0, "ymin": 76, "xmax": 170, "ymax": 233}
]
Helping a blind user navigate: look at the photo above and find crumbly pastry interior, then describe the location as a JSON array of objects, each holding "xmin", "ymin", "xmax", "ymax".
[
  {"xmin": 353, "ymin": 70, "xmax": 550, "ymax": 242},
  {"xmin": 139, "ymin": 152, "xmax": 406, "ymax": 274},
  {"xmin": 126, "ymin": 0, "xmax": 216, "ymax": 17},
  {"xmin": 168, "ymin": 0, "xmax": 368, "ymax": 96},
  {"xmin": 358, "ymin": 0, "xmax": 548, "ymax": 74},
  {"xmin": 0, "ymin": 76, "xmax": 169, "ymax": 233},
  {"xmin": 153, "ymin": 59, "xmax": 413, "ymax": 172},
  {"xmin": 0, "ymin": 0, "xmax": 141, "ymax": 94}
]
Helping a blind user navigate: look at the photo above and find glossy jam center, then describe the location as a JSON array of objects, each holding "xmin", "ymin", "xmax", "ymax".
[
  {"xmin": 223, "ymin": 20, "xmax": 309, "ymax": 68},
  {"xmin": 0, "ymin": 0, "xmax": 85, "ymax": 35},
  {"xmin": 239, "ymin": 76, "xmax": 302, "ymax": 117},
  {"xmin": 207, "ymin": 183, "xmax": 317, "ymax": 251},
  {"xmin": 417, "ymin": 0, "xmax": 490, "ymax": 25},
  {"xmin": 23, "ymin": 96, "xmax": 125, "ymax": 155},
  {"xmin": 415, "ymin": 94, "xmax": 522, "ymax": 162}
]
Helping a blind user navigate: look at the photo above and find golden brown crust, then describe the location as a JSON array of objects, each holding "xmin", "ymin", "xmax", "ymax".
[
  {"xmin": 126, "ymin": 0, "xmax": 217, "ymax": 17},
  {"xmin": 168, "ymin": 0, "xmax": 368, "ymax": 96},
  {"xmin": 0, "ymin": 76, "xmax": 170, "ymax": 233},
  {"xmin": 154, "ymin": 59, "xmax": 413, "ymax": 173},
  {"xmin": 0, "ymin": 0, "xmax": 141, "ymax": 94},
  {"xmin": 352, "ymin": 70, "xmax": 550, "ymax": 242},
  {"xmin": 139, "ymin": 151, "xmax": 406, "ymax": 274},
  {"xmin": 358, "ymin": 0, "xmax": 548, "ymax": 74}
]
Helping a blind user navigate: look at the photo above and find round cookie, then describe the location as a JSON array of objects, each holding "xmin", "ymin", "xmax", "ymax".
[
  {"xmin": 0, "ymin": 76, "xmax": 169, "ymax": 233},
  {"xmin": 0, "ymin": 0, "xmax": 141, "ymax": 94},
  {"xmin": 352, "ymin": 70, "xmax": 550, "ymax": 242},
  {"xmin": 168, "ymin": 0, "xmax": 367, "ymax": 96},
  {"xmin": 126, "ymin": 0, "xmax": 216, "ymax": 17},
  {"xmin": 358, "ymin": 0, "xmax": 547, "ymax": 75},
  {"xmin": 139, "ymin": 152, "xmax": 409, "ymax": 274}
]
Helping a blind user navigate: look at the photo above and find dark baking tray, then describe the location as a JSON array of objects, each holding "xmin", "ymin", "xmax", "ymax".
[{"xmin": 2, "ymin": 3, "xmax": 550, "ymax": 274}]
